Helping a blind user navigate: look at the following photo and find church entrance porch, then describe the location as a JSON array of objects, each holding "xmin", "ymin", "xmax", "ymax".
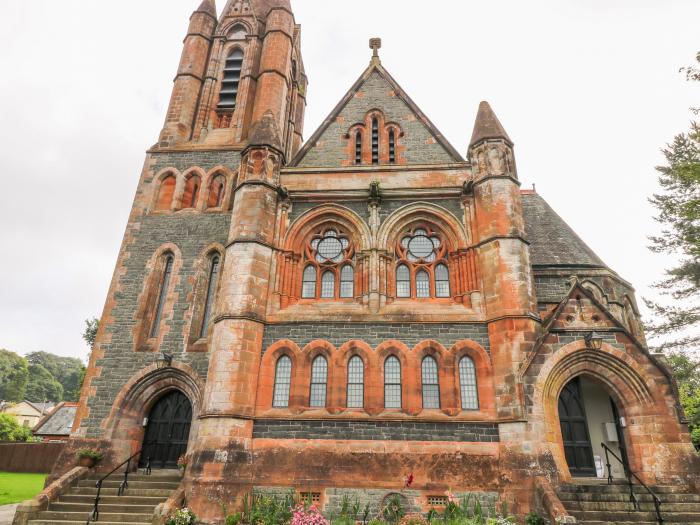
[{"xmin": 141, "ymin": 390, "xmax": 193, "ymax": 469}]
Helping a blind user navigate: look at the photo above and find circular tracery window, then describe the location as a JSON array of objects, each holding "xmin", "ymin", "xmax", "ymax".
[
  {"xmin": 400, "ymin": 228, "xmax": 442, "ymax": 262},
  {"xmin": 311, "ymin": 230, "xmax": 350, "ymax": 263}
]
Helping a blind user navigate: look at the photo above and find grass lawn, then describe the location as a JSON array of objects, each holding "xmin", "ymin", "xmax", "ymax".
[{"xmin": 0, "ymin": 472, "xmax": 47, "ymax": 506}]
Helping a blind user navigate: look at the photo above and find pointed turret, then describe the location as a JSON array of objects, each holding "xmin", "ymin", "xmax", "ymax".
[
  {"xmin": 469, "ymin": 101, "xmax": 512, "ymax": 147},
  {"xmin": 196, "ymin": 0, "xmax": 217, "ymax": 17}
]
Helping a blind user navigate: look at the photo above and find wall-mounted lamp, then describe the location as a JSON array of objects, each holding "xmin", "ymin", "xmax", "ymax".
[
  {"xmin": 584, "ymin": 331, "xmax": 603, "ymax": 350},
  {"xmin": 156, "ymin": 351, "xmax": 173, "ymax": 369}
]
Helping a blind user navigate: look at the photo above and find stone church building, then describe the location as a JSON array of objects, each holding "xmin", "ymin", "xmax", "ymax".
[{"xmin": 43, "ymin": 0, "xmax": 699, "ymax": 523}]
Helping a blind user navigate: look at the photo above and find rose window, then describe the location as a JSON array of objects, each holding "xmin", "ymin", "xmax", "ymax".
[
  {"xmin": 301, "ymin": 229, "xmax": 355, "ymax": 299},
  {"xmin": 395, "ymin": 226, "xmax": 450, "ymax": 299}
]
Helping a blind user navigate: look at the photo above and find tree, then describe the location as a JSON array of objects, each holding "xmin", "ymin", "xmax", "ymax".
[
  {"xmin": 26, "ymin": 351, "xmax": 85, "ymax": 402},
  {"xmin": 0, "ymin": 413, "xmax": 34, "ymax": 442},
  {"xmin": 0, "ymin": 349, "xmax": 29, "ymax": 402},
  {"xmin": 666, "ymin": 353, "xmax": 700, "ymax": 450},
  {"xmin": 646, "ymin": 51, "xmax": 700, "ymax": 352},
  {"xmin": 82, "ymin": 317, "xmax": 99, "ymax": 349},
  {"xmin": 25, "ymin": 363, "xmax": 63, "ymax": 403}
]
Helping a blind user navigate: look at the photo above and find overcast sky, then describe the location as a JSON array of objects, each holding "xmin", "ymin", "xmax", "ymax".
[{"xmin": 0, "ymin": 1, "xmax": 697, "ymax": 361}]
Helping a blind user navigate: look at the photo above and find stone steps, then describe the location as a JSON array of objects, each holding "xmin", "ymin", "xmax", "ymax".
[
  {"xmin": 557, "ymin": 482, "xmax": 700, "ymax": 525},
  {"xmin": 27, "ymin": 470, "xmax": 181, "ymax": 525}
]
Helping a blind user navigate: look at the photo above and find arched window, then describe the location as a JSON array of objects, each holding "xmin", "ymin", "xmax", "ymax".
[
  {"xmin": 199, "ymin": 254, "xmax": 221, "ymax": 338},
  {"xmin": 150, "ymin": 255, "xmax": 174, "ymax": 338},
  {"xmin": 435, "ymin": 264, "xmax": 450, "ymax": 298},
  {"xmin": 371, "ymin": 118, "xmax": 379, "ymax": 165},
  {"xmin": 218, "ymin": 49, "xmax": 244, "ymax": 110},
  {"xmin": 459, "ymin": 356, "xmax": 479, "ymax": 410},
  {"xmin": 421, "ymin": 356, "xmax": 440, "ymax": 409},
  {"xmin": 340, "ymin": 265, "xmax": 354, "ymax": 298},
  {"xmin": 321, "ymin": 271, "xmax": 335, "ymax": 299},
  {"xmin": 183, "ymin": 175, "xmax": 201, "ymax": 209},
  {"xmin": 300, "ymin": 229, "xmax": 355, "ymax": 300},
  {"xmin": 395, "ymin": 227, "xmax": 449, "ymax": 299},
  {"xmin": 389, "ymin": 129, "xmax": 396, "ymax": 164},
  {"xmin": 272, "ymin": 355, "xmax": 292, "ymax": 408},
  {"xmin": 207, "ymin": 175, "xmax": 226, "ymax": 209},
  {"xmin": 347, "ymin": 356, "xmax": 364, "ymax": 408},
  {"xmin": 384, "ymin": 356, "xmax": 402, "ymax": 409},
  {"xmin": 309, "ymin": 356, "xmax": 328, "ymax": 408},
  {"xmin": 355, "ymin": 131, "xmax": 362, "ymax": 165},
  {"xmin": 156, "ymin": 175, "xmax": 176, "ymax": 211},
  {"xmin": 416, "ymin": 270, "xmax": 430, "ymax": 298},
  {"xmin": 302, "ymin": 266, "xmax": 317, "ymax": 298},
  {"xmin": 396, "ymin": 265, "xmax": 410, "ymax": 298}
]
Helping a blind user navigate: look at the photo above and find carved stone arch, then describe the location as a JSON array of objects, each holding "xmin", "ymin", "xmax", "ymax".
[
  {"xmin": 300, "ymin": 340, "xmax": 336, "ymax": 409},
  {"xmin": 257, "ymin": 340, "xmax": 302, "ymax": 411},
  {"xmin": 533, "ymin": 339, "xmax": 657, "ymax": 479},
  {"xmin": 375, "ymin": 340, "xmax": 411, "ymax": 412},
  {"xmin": 337, "ymin": 340, "xmax": 375, "ymax": 413},
  {"xmin": 285, "ymin": 204, "xmax": 371, "ymax": 252},
  {"xmin": 102, "ymin": 362, "xmax": 204, "ymax": 459},
  {"xmin": 580, "ymin": 279, "xmax": 608, "ymax": 306},
  {"xmin": 378, "ymin": 202, "xmax": 469, "ymax": 250},
  {"xmin": 178, "ymin": 167, "xmax": 207, "ymax": 210},
  {"xmin": 133, "ymin": 243, "xmax": 183, "ymax": 353},
  {"xmin": 152, "ymin": 168, "xmax": 181, "ymax": 212},
  {"xmin": 412, "ymin": 340, "xmax": 456, "ymax": 413},
  {"xmin": 203, "ymin": 166, "xmax": 235, "ymax": 210}
]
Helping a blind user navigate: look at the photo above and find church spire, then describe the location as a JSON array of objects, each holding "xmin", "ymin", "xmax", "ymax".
[
  {"xmin": 196, "ymin": 0, "xmax": 217, "ymax": 17},
  {"xmin": 469, "ymin": 101, "xmax": 512, "ymax": 147}
]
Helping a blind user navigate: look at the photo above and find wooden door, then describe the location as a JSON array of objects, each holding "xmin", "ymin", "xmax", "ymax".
[
  {"xmin": 559, "ymin": 378, "xmax": 595, "ymax": 477},
  {"xmin": 141, "ymin": 391, "xmax": 192, "ymax": 469}
]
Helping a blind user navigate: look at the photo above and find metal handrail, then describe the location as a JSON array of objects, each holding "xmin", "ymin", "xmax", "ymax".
[
  {"xmin": 601, "ymin": 442, "xmax": 663, "ymax": 525},
  {"xmin": 86, "ymin": 443, "xmax": 152, "ymax": 524}
]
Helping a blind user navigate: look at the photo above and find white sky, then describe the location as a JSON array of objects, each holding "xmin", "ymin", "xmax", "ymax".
[{"xmin": 0, "ymin": 0, "xmax": 697, "ymax": 361}]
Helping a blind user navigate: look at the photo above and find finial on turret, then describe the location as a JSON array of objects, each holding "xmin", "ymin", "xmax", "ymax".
[{"xmin": 370, "ymin": 38, "xmax": 382, "ymax": 65}]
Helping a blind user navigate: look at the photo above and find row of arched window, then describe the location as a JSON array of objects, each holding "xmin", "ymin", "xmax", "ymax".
[
  {"xmin": 272, "ymin": 354, "xmax": 479, "ymax": 410},
  {"xmin": 155, "ymin": 172, "xmax": 227, "ymax": 212}
]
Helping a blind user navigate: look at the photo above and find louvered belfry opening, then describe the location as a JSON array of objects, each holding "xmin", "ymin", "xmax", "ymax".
[
  {"xmin": 389, "ymin": 129, "xmax": 396, "ymax": 163},
  {"xmin": 218, "ymin": 49, "xmax": 244, "ymax": 110},
  {"xmin": 355, "ymin": 131, "xmax": 362, "ymax": 164},
  {"xmin": 371, "ymin": 118, "xmax": 379, "ymax": 164}
]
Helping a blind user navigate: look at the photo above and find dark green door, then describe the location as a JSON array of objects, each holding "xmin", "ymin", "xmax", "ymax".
[{"xmin": 559, "ymin": 378, "xmax": 595, "ymax": 477}]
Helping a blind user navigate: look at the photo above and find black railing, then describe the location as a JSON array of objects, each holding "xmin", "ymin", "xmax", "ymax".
[
  {"xmin": 601, "ymin": 442, "xmax": 663, "ymax": 525},
  {"xmin": 86, "ymin": 445, "xmax": 152, "ymax": 524}
]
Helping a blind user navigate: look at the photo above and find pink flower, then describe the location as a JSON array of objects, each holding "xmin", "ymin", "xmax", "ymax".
[{"xmin": 404, "ymin": 473, "xmax": 414, "ymax": 488}]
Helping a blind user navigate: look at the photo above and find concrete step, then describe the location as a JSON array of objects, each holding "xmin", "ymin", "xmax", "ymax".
[
  {"xmin": 559, "ymin": 483, "xmax": 693, "ymax": 495},
  {"xmin": 36, "ymin": 510, "xmax": 153, "ymax": 522},
  {"xmin": 85, "ymin": 474, "xmax": 181, "ymax": 483},
  {"xmin": 557, "ymin": 491, "xmax": 700, "ymax": 503},
  {"xmin": 69, "ymin": 487, "xmax": 174, "ymax": 497},
  {"xmin": 562, "ymin": 501, "xmax": 699, "ymax": 512},
  {"xmin": 570, "ymin": 510, "xmax": 700, "ymax": 522},
  {"xmin": 77, "ymin": 479, "xmax": 179, "ymax": 490},
  {"xmin": 49, "ymin": 502, "xmax": 157, "ymax": 513},
  {"xmin": 59, "ymin": 494, "xmax": 166, "ymax": 505}
]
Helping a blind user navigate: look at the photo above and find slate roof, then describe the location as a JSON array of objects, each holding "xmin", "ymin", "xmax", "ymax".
[
  {"xmin": 33, "ymin": 403, "xmax": 77, "ymax": 436},
  {"xmin": 521, "ymin": 191, "xmax": 607, "ymax": 268}
]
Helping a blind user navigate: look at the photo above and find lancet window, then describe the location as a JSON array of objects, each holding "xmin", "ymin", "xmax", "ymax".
[
  {"xmin": 347, "ymin": 356, "xmax": 364, "ymax": 408},
  {"xmin": 273, "ymin": 355, "xmax": 292, "ymax": 408},
  {"xmin": 150, "ymin": 254, "xmax": 174, "ymax": 338},
  {"xmin": 199, "ymin": 254, "xmax": 221, "ymax": 338},
  {"xmin": 300, "ymin": 229, "xmax": 355, "ymax": 300},
  {"xmin": 459, "ymin": 356, "xmax": 479, "ymax": 410},
  {"xmin": 395, "ymin": 226, "xmax": 451, "ymax": 299},
  {"xmin": 384, "ymin": 356, "xmax": 402, "ymax": 409},
  {"xmin": 421, "ymin": 356, "xmax": 440, "ymax": 409},
  {"xmin": 310, "ymin": 356, "xmax": 328, "ymax": 408}
]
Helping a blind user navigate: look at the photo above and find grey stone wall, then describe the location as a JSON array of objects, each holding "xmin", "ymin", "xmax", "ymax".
[
  {"xmin": 296, "ymin": 71, "xmax": 457, "ymax": 167},
  {"xmin": 262, "ymin": 323, "xmax": 490, "ymax": 353},
  {"xmin": 82, "ymin": 150, "xmax": 238, "ymax": 438},
  {"xmin": 252, "ymin": 420, "xmax": 499, "ymax": 442}
]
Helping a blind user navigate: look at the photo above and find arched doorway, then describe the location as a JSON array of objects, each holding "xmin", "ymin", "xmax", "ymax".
[
  {"xmin": 558, "ymin": 376, "xmax": 627, "ymax": 478},
  {"xmin": 141, "ymin": 390, "xmax": 192, "ymax": 469}
]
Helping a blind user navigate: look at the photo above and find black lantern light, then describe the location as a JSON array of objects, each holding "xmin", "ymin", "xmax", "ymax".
[
  {"xmin": 156, "ymin": 352, "xmax": 173, "ymax": 369},
  {"xmin": 584, "ymin": 331, "xmax": 603, "ymax": 350}
]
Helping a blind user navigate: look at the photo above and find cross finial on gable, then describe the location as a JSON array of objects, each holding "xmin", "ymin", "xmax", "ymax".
[{"xmin": 369, "ymin": 37, "xmax": 382, "ymax": 65}]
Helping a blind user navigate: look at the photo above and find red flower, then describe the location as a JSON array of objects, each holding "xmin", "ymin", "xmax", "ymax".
[{"xmin": 404, "ymin": 473, "xmax": 414, "ymax": 488}]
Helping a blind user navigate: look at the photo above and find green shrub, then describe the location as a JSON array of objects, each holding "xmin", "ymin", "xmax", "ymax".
[
  {"xmin": 525, "ymin": 512, "xmax": 545, "ymax": 525},
  {"xmin": 75, "ymin": 449, "xmax": 103, "ymax": 461}
]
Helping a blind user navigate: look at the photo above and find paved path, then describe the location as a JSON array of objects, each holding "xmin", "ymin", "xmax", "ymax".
[{"xmin": 0, "ymin": 504, "xmax": 17, "ymax": 525}]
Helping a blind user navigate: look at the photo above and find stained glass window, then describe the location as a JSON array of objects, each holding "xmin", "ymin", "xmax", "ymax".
[
  {"xmin": 347, "ymin": 356, "xmax": 364, "ymax": 408},
  {"xmin": 272, "ymin": 355, "xmax": 292, "ymax": 408},
  {"xmin": 310, "ymin": 356, "xmax": 328, "ymax": 408},
  {"xmin": 459, "ymin": 357, "xmax": 479, "ymax": 410},
  {"xmin": 384, "ymin": 356, "xmax": 402, "ymax": 409},
  {"xmin": 421, "ymin": 356, "xmax": 440, "ymax": 409}
]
